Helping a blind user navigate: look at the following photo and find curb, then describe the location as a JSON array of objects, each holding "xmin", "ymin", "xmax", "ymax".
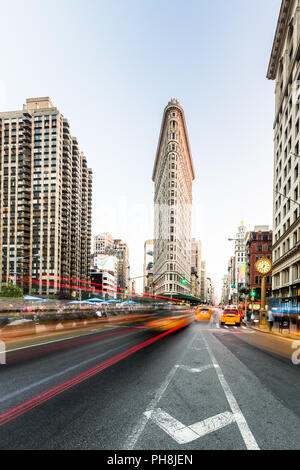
[{"xmin": 247, "ymin": 324, "xmax": 299, "ymax": 341}]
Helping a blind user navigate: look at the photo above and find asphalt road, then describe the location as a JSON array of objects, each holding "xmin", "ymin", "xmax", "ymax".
[{"xmin": 0, "ymin": 320, "xmax": 300, "ymax": 450}]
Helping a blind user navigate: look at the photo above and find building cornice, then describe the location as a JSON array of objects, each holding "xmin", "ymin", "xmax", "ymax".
[
  {"xmin": 267, "ymin": 0, "xmax": 295, "ymax": 80},
  {"xmin": 272, "ymin": 240, "xmax": 300, "ymax": 268}
]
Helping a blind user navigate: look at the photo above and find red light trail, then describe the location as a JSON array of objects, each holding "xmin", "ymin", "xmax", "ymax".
[
  {"xmin": 8, "ymin": 275, "xmax": 185, "ymax": 304},
  {"xmin": 0, "ymin": 324, "xmax": 186, "ymax": 427}
]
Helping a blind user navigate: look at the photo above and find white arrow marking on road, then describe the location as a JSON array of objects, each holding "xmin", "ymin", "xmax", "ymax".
[
  {"xmin": 176, "ymin": 364, "xmax": 213, "ymax": 373},
  {"xmin": 144, "ymin": 409, "xmax": 235, "ymax": 445}
]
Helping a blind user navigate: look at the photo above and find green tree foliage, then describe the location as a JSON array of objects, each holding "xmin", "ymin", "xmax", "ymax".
[{"xmin": 0, "ymin": 284, "xmax": 23, "ymax": 298}]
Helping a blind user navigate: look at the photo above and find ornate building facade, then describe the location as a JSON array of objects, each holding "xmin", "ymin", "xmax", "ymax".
[
  {"xmin": 152, "ymin": 99, "xmax": 195, "ymax": 296},
  {"xmin": 267, "ymin": 0, "xmax": 300, "ymax": 303}
]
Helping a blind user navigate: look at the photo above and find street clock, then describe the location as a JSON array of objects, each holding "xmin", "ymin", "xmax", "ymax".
[{"xmin": 255, "ymin": 257, "xmax": 272, "ymax": 275}]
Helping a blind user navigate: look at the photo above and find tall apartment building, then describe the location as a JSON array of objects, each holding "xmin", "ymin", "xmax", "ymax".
[
  {"xmin": 227, "ymin": 256, "xmax": 236, "ymax": 303},
  {"xmin": 143, "ymin": 240, "xmax": 154, "ymax": 294},
  {"xmin": 200, "ymin": 260, "xmax": 207, "ymax": 302},
  {"xmin": 222, "ymin": 274, "xmax": 230, "ymax": 304},
  {"xmin": 0, "ymin": 97, "xmax": 92, "ymax": 296},
  {"xmin": 191, "ymin": 238, "xmax": 202, "ymax": 298},
  {"xmin": 113, "ymin": 239, "xmax": 129, "ymax": 291},
  {"xmin": 206, "ymin": 277, "xmax": 216, "ymax": 305},
  {"xmin": 153, "ymin": 99, "xmax": 195, "ymax": 297},
  {"xmin": 267, "ymin": 0, "xmax": 300, "ymax": 303}
]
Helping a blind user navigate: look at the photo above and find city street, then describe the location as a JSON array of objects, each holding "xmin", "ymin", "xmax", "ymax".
[{"xmin": 0, "ymin": 319, "xmax": 300, "ymax": 450}]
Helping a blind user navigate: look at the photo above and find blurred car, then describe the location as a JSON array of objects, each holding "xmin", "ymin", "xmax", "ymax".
[
  {"xmin": 146, "ymin": 309, "xmax": 194, "ymax": 332},
  {"xmin": 194, "ymin": 306, "xmax": 214, "ymax": 322},
  {"xmin": 221, "ymin": 307, "xmax": 241, "ymax": 326}
]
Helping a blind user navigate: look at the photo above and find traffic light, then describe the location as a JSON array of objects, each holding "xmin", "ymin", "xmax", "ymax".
[
  {"xmin": 181, "ymin": 278, "xmax": 188, "ymax": 285},
  {"xmin": 251, "ymin": 290, "xmax": 256, "ymax": 297},
  {"xmin": 124, "ymin": 287, "xmax": 129, "ymax": 294}
]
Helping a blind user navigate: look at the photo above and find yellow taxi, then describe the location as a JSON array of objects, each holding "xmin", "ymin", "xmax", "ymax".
[
  {"xmin": 221, "ymin": 307, "xmax": 242, "ymax": 326},
  {"xmin": 146, "ymin": 309, "xmax": 194, "ymax": 332},
  {"xmin": 195, "ymin": 306, "xmax": 214, "ymax": 322}
]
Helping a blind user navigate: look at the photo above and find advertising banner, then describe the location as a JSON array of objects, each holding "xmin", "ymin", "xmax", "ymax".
[
  {"xmin": 238, "ymin": 262, "xmax": 246, "ymax": 283},
  {"xmin": 95, "ymin": 255, "xmax": 115, "ymax": 272}
]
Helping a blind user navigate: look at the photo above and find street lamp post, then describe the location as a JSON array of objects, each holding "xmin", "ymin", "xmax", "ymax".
[
  {"xmin": 255, "ymin": 257, "xmax": 272, "ymax": 329},
  {"xmin": 260, "ymin": 275, "xmax": 267, "ymax": 328}
]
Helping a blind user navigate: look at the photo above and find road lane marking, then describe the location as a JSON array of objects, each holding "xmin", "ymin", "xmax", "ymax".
[
  {"xmin": 6, "ymin": 326, "xmax": 133, "ymax": 353},
  {"xmin": 201, "ymin": 332, "xmax": 259, "ymax": 450},
  {"xmin": 175, "ymin": 364, "xmax": 213, "ymax": 373},
  {"xmin": 144, "ymin": 409, "xmax": 235, "ymax": 444},
  {"xmin": 124, "ymin": 330, "xmax": 199, "ymax": 450},
  {"xmin": 0, "ymin": 325, "xmax": 187, "ymax": 425},
  {"xmin": 0, "ymin": 337, "xmax": 138, "ymax": 404}
]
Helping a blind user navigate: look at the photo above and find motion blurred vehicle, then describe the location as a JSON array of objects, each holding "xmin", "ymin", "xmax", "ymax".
[
  {"xmin": 146, "ymin": 309, "xmax": 194, "ymax": 332},
  {"xmin": 221, "ymin": 307, "xmax": 242, "ymax": 326},
  {"xmin": 194, "ymin": 306, "xmax": 214, "ymax": 322}
]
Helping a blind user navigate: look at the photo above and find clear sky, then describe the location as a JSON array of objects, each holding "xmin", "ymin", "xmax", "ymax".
[{"xmin": 0, "ymin": 0, "xmax": 281, "ymax": 298}]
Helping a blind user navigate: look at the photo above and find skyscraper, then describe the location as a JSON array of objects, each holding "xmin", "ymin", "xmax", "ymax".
[
  {"xmin": 234, "ymin": 221, "xmax": 247, "ymax": 296},
  {"xmin": 0, "ymin": 97, "xmax": 92, "ymax": 296},
  {"xmin": 113, "ymin": 239, "xmax": 129, "ymax": 291},
  {"xmin": 191, "ymin": 238, "xmax": 202, "ymax": 298},
  {"xmin": 267, "ymin": 0, "xmax": 300, "ymax": 304},
  {"xmin": 143, "ymin": 240, "xmax": 154, "ymax": 294},
  {"xmin": 153, "ymin": 99, "xmax": 195, "ymax": 297}
]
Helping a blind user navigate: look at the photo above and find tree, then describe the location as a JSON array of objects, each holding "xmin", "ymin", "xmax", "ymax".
[{"xmin": 0, "ymin": 284, "xmax": 23, "ymax": 298}]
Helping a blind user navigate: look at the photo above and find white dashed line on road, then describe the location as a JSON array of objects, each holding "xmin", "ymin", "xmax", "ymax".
[{"xmin": 175, "ymin": 364, "xmax": 213, "ymax": 373}]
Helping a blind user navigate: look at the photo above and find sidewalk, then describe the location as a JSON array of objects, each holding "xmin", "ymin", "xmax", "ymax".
[{"xmin": 245, "ymin": 321, "xmax": 300, "ymax": 341}]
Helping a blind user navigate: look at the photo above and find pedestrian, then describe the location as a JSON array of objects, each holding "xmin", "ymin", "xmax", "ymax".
[
  {"xmin": 267, "ymin": 309, "xmax": 274, "ymax": 331},
  {"xmin": 279, "ymin": 316, "xmax": 283, "ymax": 334}
]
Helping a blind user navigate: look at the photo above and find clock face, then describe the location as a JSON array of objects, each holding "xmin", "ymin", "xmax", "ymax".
[{"xmin": 255, "ymin": 258, "xmax": 272, "ymax": 275}]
